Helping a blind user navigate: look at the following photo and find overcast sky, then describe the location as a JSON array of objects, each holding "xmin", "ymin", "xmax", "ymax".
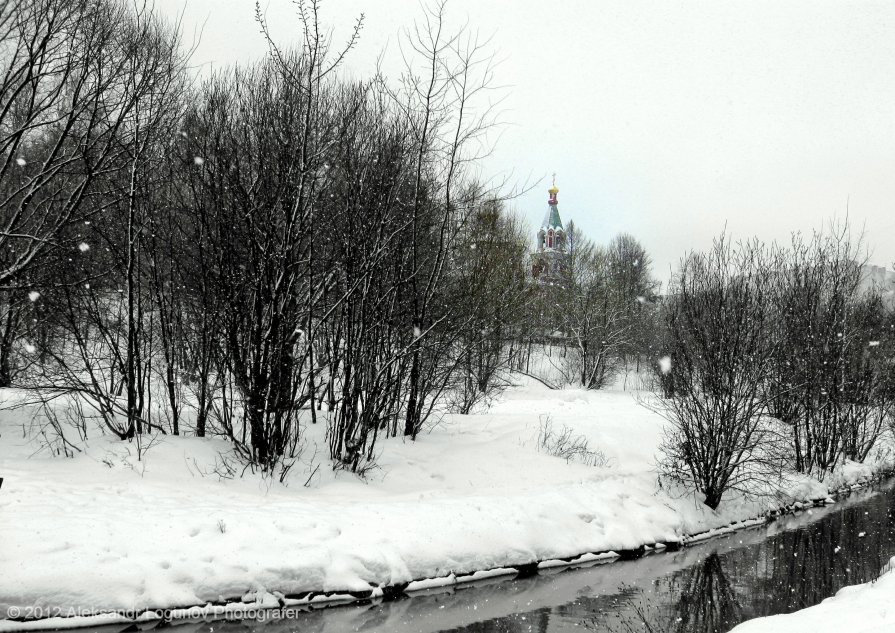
[{"xmin": 164, "ymin": 0, "xmax": 895, "ymax": 282}]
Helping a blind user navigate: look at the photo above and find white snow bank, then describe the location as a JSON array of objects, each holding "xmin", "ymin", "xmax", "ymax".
[
  {"xmin": 0, "ymin": 377, "xmax": 892, "ymax": 627},
  {"xmin": 731, "ymin": 556, "xmax": 895, "ymax": 633}
]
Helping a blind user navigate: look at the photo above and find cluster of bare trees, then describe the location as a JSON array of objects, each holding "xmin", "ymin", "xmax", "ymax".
[
  {"xmin": 522, "ymin": 226, "xmax": 660, "ymax": 389},
  {"xmin": 767, "ymin": 231, "xmax": 894, "ymax": 473},
  {"xmin": 657, "ymin": 228, "xmax": 895, "ymax": 509},
  {"xmin": 0, "ymin": 0, "xmax": 188, "ymax": 445},
  {"xmin": 24, "ymin": 0, "xmax": 889, "ymax": 505},
  {"xmin": 1, "ymin": 0, "xmax": 539, "ymax": 475}
]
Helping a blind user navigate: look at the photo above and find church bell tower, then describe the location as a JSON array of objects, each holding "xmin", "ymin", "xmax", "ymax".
[{"xmin": 530, "ymin": 176, "xmax": 568, "ymax": 285}]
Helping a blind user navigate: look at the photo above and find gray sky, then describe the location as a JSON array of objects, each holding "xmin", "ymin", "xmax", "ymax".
[{"xmin": 165, "ymin": 0, "xmax": 895, "ymax": 281}]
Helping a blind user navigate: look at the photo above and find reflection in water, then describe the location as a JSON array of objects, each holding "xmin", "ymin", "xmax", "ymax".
[
  {"xmin": 674, "ymin": 552, "xmax": 743, "ymax": 632},
  {"xmin": 585, "ymin": 484, "xmax": 895, "ymax": 633},
  {"xmin": 68, "ymin": 483, "xmax": 895, "ymax": 633},
  {"xmin": 580, "ymin": 554, "xmax": 749, "ymax": 633}
]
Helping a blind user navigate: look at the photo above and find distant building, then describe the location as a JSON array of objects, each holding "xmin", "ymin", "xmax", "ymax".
[
  {"xmin": 861, "ymin": 263, "xmax": 895, "ymax": 305},
  {"xmin": 530, "ymin": 179, "xmax": 568, "ymax": 285}
]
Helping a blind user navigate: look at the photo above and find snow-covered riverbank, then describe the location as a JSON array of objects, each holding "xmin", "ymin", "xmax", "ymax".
[{"xmin": 1, "ymin": 377, "xmax": 892, "ymax": 629}]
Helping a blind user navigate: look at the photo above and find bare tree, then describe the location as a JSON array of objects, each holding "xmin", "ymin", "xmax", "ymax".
[
  {"xmin": 386, "ymin": 0, "xmax": 502, "ymax": 438},
  {"xmin": 766, "ymin": 226, "xmax": 888, "ymax": 476},
  {"xmin": 551, "ymin": 225, "xmax": 630, "ymax": 389},
  {"xmin": 606, "ymin": 233, "xmax": 661, "ymax": 373},
  {"xmin": 450, "ymin": 196, "xmax": 530, "ymax": 414},
  {"xmin": 656, "ymin": 235, "xmax": 785, "ymax": 510},
  {"xmin": 13, "ymin": 0, "xmax": 190, "ymax": 445}
]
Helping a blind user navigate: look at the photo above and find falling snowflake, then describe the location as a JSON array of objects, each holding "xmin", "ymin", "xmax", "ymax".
[
  {"xmin": 16, "ymin": 157, "xmax": 26, "ymax": 167},
  {"xmin": 193, "ymin": 156, "xmax": 205, "ymax": 166},
  {"xmin": 24, "ymin": 342, "xmax": 36, "ymax": 354},
  {"xmin": 78, "ymin": 242, "xmax": 90, "ymax": 252},
  {"xmin": 28, "ymin": 291, "xmax": 40, "ymax": 302},
  {"xmin": 413, "ymin": 326, "xmax": 422, "ymax": 338},
  {"xmin": 658, "ymin": 356, "xmax": 672, "ymax": 374},
  {"xmin": 868, "ymin": 341, "xmax": 880, "ymax": 347}
]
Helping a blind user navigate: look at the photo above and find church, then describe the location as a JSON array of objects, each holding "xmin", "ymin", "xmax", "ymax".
[{"xmin": 530, "ymin": 179, "xmax": 569, "ymax": 285}]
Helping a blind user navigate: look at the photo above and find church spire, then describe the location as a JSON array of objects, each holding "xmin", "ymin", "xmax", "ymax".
[{"xmin": 544, "ymin": 174, "xmax": 563, "ymax": 231}]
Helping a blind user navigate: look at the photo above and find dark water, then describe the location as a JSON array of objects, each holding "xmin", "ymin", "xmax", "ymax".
[{"xmin": 88, "ymin": 482, "xmax": 895, "ymax": 633}]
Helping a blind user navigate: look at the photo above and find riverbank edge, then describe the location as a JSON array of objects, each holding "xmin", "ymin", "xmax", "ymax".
[{"xmin": 3, "ymin": 467, "xmax": 894, "ymax": 633}]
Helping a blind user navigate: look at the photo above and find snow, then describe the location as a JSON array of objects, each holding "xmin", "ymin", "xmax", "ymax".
[
  {"xmin": 731, "ymin": 556, "xmax": 895, "ymax": 633},
  {"xmin": 0, "ymin": 377, "xmax": 892, "ymax": 629},
  {"xmin": 405, "ymin": 568, "xmax": 519, "ymax": 593},
  {"xmin": 658, "ymin": 356, "xmax": 672, "ymax": 374},
  {"xmin": 537, "ymin": 551, "xmax": 619, "ymax": 569}
]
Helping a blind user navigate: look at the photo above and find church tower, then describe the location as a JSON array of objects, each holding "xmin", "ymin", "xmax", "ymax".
[{"xmin": 530, "ymin": 178, "xmax": 568, "ymax": 285}]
